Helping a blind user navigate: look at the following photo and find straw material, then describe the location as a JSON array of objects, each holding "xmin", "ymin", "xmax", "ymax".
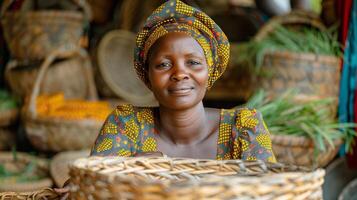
[
  {"xmin": 1, "ymin": 0, "xmax": 91, "ymax": 61},
  {"xmin": 23, "ymin": 48, "xmax": 100, "ymax": 152},
  {"xmin": 271, "ymin": 134, "xmax": 342, "ymax": 168},
  {"xmin": 0, "ymin": 188, "xmax": 59, "ymax": 200},
  {"xmin": 254, "ymin": 11, "xmax": 340, "ymax": 117},
  {"xmin": 5, "ymin": 54, "xmax": 93, "ymax": 99},
  {"xmin": 0, "ymin": 108, "xmax": 18, "ymax": 127},
  {"xmin": 0, "ymin": 152, "xmax": 52, "ymax": 192},
  {"xmin": 69, "ymin": 156, "xmax": 325, "ymax": 200},
  {"xmin": 50, "ymin": 150, "xmax": 90, "ymax": 187},
  {"xmin": 97, "ymin": 29, "xmax": 157, "ymax": 106}
]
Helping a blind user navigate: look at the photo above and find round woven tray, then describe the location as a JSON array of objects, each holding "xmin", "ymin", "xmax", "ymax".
[
  {"xmin": 50, "ymin": 150, "xmax": 90, "ymax": 187},
  {"xmin": 0, "ymin": 108, "xmax": 18, "ymax": 127},
  {"xmin": 0, "ymin": 188, "xmax": 59, "ymax": 200},
  {"xmin": 69, "ymin": 157, "xmax": 325, "ymax": 199},
  {"xmin": 271, "ymin": 134, "xmax": 342, "ymax": 168},
  {"xmin": 0, "ymin": 152, "xmax": 53, "ymax": 192},
  {"xmin": 97, "ymin": 29, "xmax": 157, "ymax": 106}
]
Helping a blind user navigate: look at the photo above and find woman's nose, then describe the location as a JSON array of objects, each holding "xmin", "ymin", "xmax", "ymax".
[{"xmin": 171, "ymin": 63, "xmax": 189, "ymax": 81}]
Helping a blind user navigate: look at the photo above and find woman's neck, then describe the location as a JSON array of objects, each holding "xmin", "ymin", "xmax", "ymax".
[{"xmin": 157, "ymin": 102, "xmax": 209, "ymax": 145}]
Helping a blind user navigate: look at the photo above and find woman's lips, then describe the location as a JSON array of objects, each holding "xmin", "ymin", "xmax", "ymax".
[{"xmin": 168, "ymin": 87, "xmax": 194, "ymax": 95}]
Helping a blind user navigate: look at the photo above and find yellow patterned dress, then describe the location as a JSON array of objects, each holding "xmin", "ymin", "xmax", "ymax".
[{"xmin": 91, "ymin": 104, "xmax": 276, "ymax": 162}]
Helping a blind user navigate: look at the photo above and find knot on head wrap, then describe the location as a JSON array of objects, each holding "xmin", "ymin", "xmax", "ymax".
[{"xmin": 134, "ymin": 0, "xmax": 230, "ymax": 89}]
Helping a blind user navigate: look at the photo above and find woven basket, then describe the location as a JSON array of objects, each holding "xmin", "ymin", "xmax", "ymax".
[
  {"xmin": 69, "ymin": 156, "xmax": 325, "ymax": 200},
  {"xmin": 0, "ymin": 0, "xmax": 91, "ymax": 61},
  {"xmin": 271, "ymin": 134, "xmax": 342, "ymax": 168},
  {"xmin": 96, "ymin": 29, "xmax": 157, "ymax": 106},
  {"xmin": 23, "ymin": 48, "xmax": 101, "ymax": 152},
  {"xmin": 254, "ymin": 11, "xmax": 340, "ymax": 117},
  {"xmin": 0, "ymin": 188, "xmax": 59, "ymax": 200},
  {"xmin": 5, "ymin": 51, "xmax": 95, "ymax": 99},
  {"xmin": 0, "ymin": 108, "xmax": 18, "ymax": 127},
  {"xmin": 50, "ymin": 150, "xmax": 90, "ymax": 187},
  {"xmin": 0, "ymin": 152, "xmax": 52, "ymax": 192}
]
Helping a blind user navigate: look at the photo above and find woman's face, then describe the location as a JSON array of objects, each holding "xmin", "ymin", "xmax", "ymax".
[{"xmin": 147, "ymin": 32, "xmax": 209, "ymax": 110}]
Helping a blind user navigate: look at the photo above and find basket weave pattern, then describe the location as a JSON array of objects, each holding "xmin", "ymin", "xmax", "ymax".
[
  {"xmin": 69, "ymin": 157, "xmax": 325, "ymax": 200},
  {"xmin": 0, "ymin": 152, "xmax": 53, "ymax": 192},
  {"xmin": 23, "ymin": 48, "xmax": 100, "ymax": 152},
  {"xmin": 271, "ymin": 134, "xmax": 342, "ymax": 168},
  {"xmin": 0, "ymin": 188, "xmax": 59, "ymax": 200}
]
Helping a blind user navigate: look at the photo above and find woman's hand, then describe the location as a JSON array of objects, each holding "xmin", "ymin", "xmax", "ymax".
[
  {"xmin": 134, "ymin": 152, "xmax": 164, "ymax": 157},
  {"xmin": 53, "ymin": 179, "xmax": 71, "ymax": 200}
]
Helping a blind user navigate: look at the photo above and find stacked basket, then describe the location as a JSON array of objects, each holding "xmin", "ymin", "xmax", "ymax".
[
  {"xmin": 1, "ymin": 0, "xmax": 94, "ymax": 100},
  {"xmin": 255, "ymin": 11, "xmax": 342, "ymax": 168}
]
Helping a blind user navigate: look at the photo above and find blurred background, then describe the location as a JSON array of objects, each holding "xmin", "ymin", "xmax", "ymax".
[{"xmin": 0, "ymin": 0, "xmax": 356, "ymax": 199}]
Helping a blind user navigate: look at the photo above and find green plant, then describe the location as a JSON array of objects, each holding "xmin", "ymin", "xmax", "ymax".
[
  {"xmin": 232, "ymin": 25, "xmax": 342, "ymax": 73},
  {"xmin": 0, "ymin": 89, "xmax": 18, "ymax": 111},
  {"xmin": 246, "ymin": 90, "xmax": 356, "ymax": 153}
]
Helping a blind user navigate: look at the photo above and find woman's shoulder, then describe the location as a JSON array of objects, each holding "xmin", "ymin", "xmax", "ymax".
[
  {"xmin": 112, "ymin": 104, "xmax": 156, "ymax": 124},
  {"xmin": 220, "ymin": 107, "xmax": 262, "ymax": 119}
]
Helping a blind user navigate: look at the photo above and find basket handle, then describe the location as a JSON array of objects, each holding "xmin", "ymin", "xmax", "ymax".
[
  {"xmin": 0, "ymin": 0, "xmax": 92, "ymax": 20},
  {"xmin": 27, "ymin": 47, "xmax": 98, "ymax": 118},
  {"xmin": 254, "ymin": 10, "xmax": 326, "ymax": 41}
]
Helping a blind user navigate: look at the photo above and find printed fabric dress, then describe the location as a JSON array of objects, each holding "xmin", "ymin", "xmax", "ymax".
[{"xmin": 90, "ymin": 104, "xmax": 276, "ymax": 162}]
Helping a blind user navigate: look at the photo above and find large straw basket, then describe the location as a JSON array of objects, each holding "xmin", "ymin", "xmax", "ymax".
[
  {"xmin": 96, "ymin": 29, "xmax": 157, "ymax": 106},
  {"xmin": 69, "ymin": 156, "xmax": 325, "ymax": 200},
  {"xmin": 271, "ymin": 134, "xmax": 342, "ymax": 168},
  {"xmin": 0, "ymin": 0, "xmax": 91, "ymax": 61},
  {"xmin": 0, "ymin": 152, "xmax": 52, "ymax": 192},
  {"xmin": 5, "ymin": 52, "xmax": 95, "ymax": 99},
  {"xmin": 23, "ymin": 48, "xmax": 101, "ymax": 152},
  {"xmin": 50, "ymin": 150, "xmax": 90, "ymax": 187},
  {"xmin": 254, "ymin": 11, "xmax": 340, "ymax": 116},
  {"xmin": 0, "ymin": 188, "xmax": 59, "ymax": 200}
]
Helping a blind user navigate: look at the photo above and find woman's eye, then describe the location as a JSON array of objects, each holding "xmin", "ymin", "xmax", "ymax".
[
  {"xmin": 156, "ymin": 62, "xmax": 171, "ymax": 69},
  {"xmin": 188, "ymin": 60, "xmax": 201, "ymax": 65}
]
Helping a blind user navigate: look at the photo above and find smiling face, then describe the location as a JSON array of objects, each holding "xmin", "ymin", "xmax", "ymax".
[{"xmin": 147, "ymin": 32, "xmax": 209, "ymax": 110}]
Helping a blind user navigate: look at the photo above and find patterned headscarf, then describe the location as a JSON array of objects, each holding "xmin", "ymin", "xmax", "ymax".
[{"xmin": 134, "ymin": 0, "xmax": 230, "ymax": 89}]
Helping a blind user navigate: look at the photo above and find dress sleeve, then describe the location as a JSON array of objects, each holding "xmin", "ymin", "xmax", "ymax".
[
  {"xmin": 90, "ymin": 105, "xmax": 137, "ymax": 157},
  {"xmin": 232, "ymin": 108, "xmax": 276, "ymax": 163}
]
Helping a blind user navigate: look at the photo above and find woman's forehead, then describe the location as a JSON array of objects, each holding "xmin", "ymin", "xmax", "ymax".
[{"xmin": 149, "ymin": 32, "xmax": 205, "ymax": 57}]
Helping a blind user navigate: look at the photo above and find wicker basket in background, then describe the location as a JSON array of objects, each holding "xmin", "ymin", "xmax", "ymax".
[
  {"xmin": 5, "ymin": 52, "xmax": 95, "ymax": 100},
  {"xmin": 22, "ymin": 48, "xmax": 102, "ymax": 152},
  {"xmin": 0, "ymin": 188, "xmax": 59, "ymax": 200},
  {"xmin": 271, "ymin": 134, "xmax": 342, "ymax": 168},
  {"xmin": 50, "ymin": 150, "xmax": 90, "ymax": 187},
  {"xmin": 255, "ymin": 11, "xmax": 340, "ymax": 116},
  {"xmin": 0, "ymin": 152, "xmax": 53, "ymax": 192},
  {"xmin": 96, "ymin": 29, "xmax": 157, "ymax": 106},
  {"xmin": 0, "ymin": 0, "xmax": 91, "ymax": 61},
  {"xmin": 69, "ymin": 156, "xmax": 325, "ymax": 200},
  {"xmin": 254, "ymin": 11, "xmax": 342, "ymax": 168}
]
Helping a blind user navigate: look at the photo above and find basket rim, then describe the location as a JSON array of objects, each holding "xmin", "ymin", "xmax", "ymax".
[
  {"xmin": 271, "ymin": 134, "xmax": 343, "ymax": 147},
  {"xmin": 0, "ymin": 152, "xmax": 52, "ymax": 192},
  {"xmin": 24, "ymin": 114, "xmax": 104, "ymax": 127},
  {"xmin": 50, "ymin": 150, "xmax": 90, "ymax": 187},
  {"xmin": 97, "ymin": 29, "xmax": 158, "ymax": 107},
  {"xmin": 264, "ymin": 50, "xmax": 341, "ymax": 63},
  {"xmin": 69, "ymin": 156, "xmax": 325, "ymax": 187},
  {"xmin": 2, "ymin": 10, "xmax": 84, "ymax": 18}
]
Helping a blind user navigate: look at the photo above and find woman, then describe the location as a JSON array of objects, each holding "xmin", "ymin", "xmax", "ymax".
[{"xmin": 90, "ymin": 0, "xmax": 276, "ymax": 162}]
